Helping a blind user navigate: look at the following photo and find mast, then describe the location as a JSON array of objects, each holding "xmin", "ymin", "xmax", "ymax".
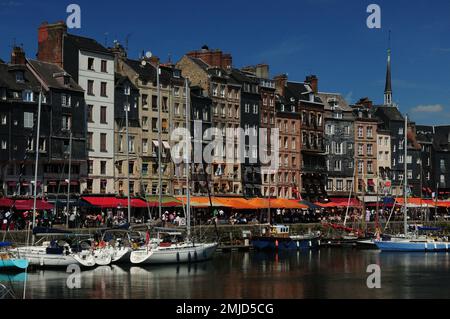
[
  {"xmin": 31, "ymin": 88, "xmax": 43, "ymax": 246},
  {"xmin": 157, "ymin": 63, "xmax": 162, "ymax": 220},
  {"xmin": 403, "ymin": 114, "xmax": 408, "ymax": 235},
  {"xmin": 185, "ymin": 78, "xmax": 191, "ymax": 239},
  {"xmin": 65, "ymin": 132, "xmax": 72, "ymax": 229},
  {"xmin": 125, "ymin": 90, "xmax": 131, "ymax": 224}
]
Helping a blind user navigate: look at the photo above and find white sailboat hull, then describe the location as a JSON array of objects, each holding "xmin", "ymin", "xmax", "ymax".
[
  {"xmin": 108, "ymin": 247, "xmax": 132, "ymax": 264},
  {"xmin": 93, "ymin": 249, "xmax": 112, "ymax": 266},
  {"xmin": 131, "ymin": 242, "xmax": 218, "ymax": 265},
  {"xmin": 12, "ymin": 247, "xmax": 89, "ymax": 268}
]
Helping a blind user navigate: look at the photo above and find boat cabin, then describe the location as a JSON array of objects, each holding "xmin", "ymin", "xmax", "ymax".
[{"xmin": 262, "ymin": 225, "xmax": 290, "ymax": 238}]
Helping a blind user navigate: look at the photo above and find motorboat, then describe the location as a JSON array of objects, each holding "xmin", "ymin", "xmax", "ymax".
[{"xmin": 252, "ymin": 225, "xmax": 320, "ymax": 251}]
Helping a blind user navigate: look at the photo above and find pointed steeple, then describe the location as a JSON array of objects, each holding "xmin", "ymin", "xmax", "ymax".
[{"xmin": 384, "ymin": 31, "xmax": 393, "ymax": 106}]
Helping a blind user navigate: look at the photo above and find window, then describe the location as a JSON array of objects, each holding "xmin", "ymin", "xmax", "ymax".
[
  {"xmin": 100, "ymin": 106, "xmax": 107, "ymax": 124},
  {"xmin": 100, "ymin": 161, "xmax": 107, "ymax": 175},
  {"xmin": 124, "ymin": 84, "xmax": 130, "ymax": 96},
  {"xmin": 407, "ymin": 170, "xmax": 413, "ymax": 180},
  {"xmin": 142, "ymin": 139, "xmax": 148, "ymax": 154},
  {"xmin": 142, "ymin": 116, "xmax": 148, "ymax": 130},
  {"xmin": 128, "ymin": 136, "xmax": 135, "ymax": 153},
  {"xmin": 346, "ymin": 180, "xmax": 353, "ymax": 191},
  {"xmin": 335, "ymin": 160, "xmax": 342, "ymax": 171},
  {"xmin": 336, "ymin": 180, "xmax": 344, "ymax": 191},
  {"xmin": 327, "ymin": 179, "xmax": 334, "ymax": 191},
  {"xmin": 87, "ymin": 132, "xmax": 93, "ymax": 150},
  {"xmin": 344, "ymin": 126, "xmax": 351, "ymax": 135},
  {"xmin": 399, "ymin": 128, "xmax": 404, "ymax": 135},
  {"xmin": 152, "ymin": 118, "xmax": 158, "ymax": 132},
  {"xmin": 100, "ymin": 180, "xmax": 107, "ymax": 194},
  {"xmin": 88, "ymin": 58, "xmax": 95, "ymax": 71},
  {"xmin": 358, "ymin": 160, "xmax": 364, "ymax": 174},
  {"xmin": 87, "ymin": 105, "xmax": 93, "ymax": 122},
  {"xmin": 203, "ymin": 110, "xmax": 208, "ymax": 121},
  {"xmin": 23, "ymin": 90, "xmax": 33, "ymax": 102},
  {"xmin": 62, "ymin": 94, "xmax": 71, "ymax": 107},
  {"xmin": 174, "ymin": 87, "xmax": 180, "ymax": 97},
  {"xmin": 142, "ymin": 163, "xmax": 149, "ymax": 176},
  {"xmin": 335, "ymin": 142, "xmax": 344, "ymax": 155},
  {"xmin": 142, "ymin": 94, "xmax": 148, "ymax": 109},
  {"xmin": 129, "ymin": 161, "xmax": 134, "ymax": 175},
  {"xmin": 358, "ymin": 144, "xmax": 364, "ymax": 156},
  {"xmin": 358, "ymin": 126, "xmax": 364, "ymax": 138},
  {"xmin": 220, "ymin": 85, "xmax": 225, "ymax": 98},
  {"xmin": 162, "ymin": 97, "xmax": 168, "ymax": 112},
  {"xmin": 88, "ymin": 80, "xmax": 94, "ymax": 95},
  {"xmin": 212, "ymin": 84, "xmax": 218, "ymax": 97},
  {"xmin": 101, "ymin": 60, "xmax": 107, "ymax": 73},
  {"xmin": 367, "ymin": 127, "xmax": 373, "ymax": 138},
  {"xmin": 100, "ymin": 82, "xmax": 107, "ymax": 97},
  {"xmin": 367, "ymin": 161, "xmax": 373, "ymax": 174},
  {"xmin": 367, "ymin": 144, "xmax": 373, "ymax": 156},
  {"xmin": 152, "ymin": 95, "xmax": 158, "ymax": 110},
  {"xmin": 100, "ymin": 133, "xmax": 107, "ymax": 152},
  {"xmin": 245, "ymin": 104, "xmax": 250, "ymax": 113},
  {"xmin": 62, "ymin": 115, "xmax": 71, "ymax": 130},
  {"xmin": 253, "ymin": 104, "xmax": 258, "ymax": 114},
  {"xmin": 1, "ymin": 114, "xmax": 7, "ymax": 125},
  {"xmin": 1, "ymin": 140, "xmax": 6, "ymax": 150},
  {"xmin": 16, "ymin": 71, "xmax": 24, "ymax": 82}
]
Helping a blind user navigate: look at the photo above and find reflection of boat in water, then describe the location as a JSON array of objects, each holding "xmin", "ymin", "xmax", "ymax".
[
  {"xmin": 0, "ymin": 242, "xmax": 29, "ymax": 271},
  {"xmin": 0, "ymin": 272, "xmax": 27, "ymax": 282},
  {"xmin": 252, "ymin": 225, "xmax": 320, "ymax": 251}
]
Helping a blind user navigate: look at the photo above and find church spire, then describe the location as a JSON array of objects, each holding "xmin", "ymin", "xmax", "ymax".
[{"xmin": 384, "ymin": 30, "xmax": 393, "ymax": 106}]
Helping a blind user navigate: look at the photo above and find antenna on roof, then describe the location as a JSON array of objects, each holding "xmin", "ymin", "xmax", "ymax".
[
  {"xmin": 104, "ymin": 32, "xmax": 109, "ymax": 47},
  {"xmin": 125, "ymin": 33, "xmax": 132, "ymax": 51},
  {"xmin": 145, "ymin": 51, "xmax": 152, "ymax": 59}
]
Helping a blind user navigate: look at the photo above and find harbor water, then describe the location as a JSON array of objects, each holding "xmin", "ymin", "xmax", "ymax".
[{"xmin": 4, "ymin": 248, "xmax": 450, "ymax": 299}]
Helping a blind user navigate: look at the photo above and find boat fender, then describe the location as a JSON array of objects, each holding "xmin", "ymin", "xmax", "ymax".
[
  {"xmin": 425, "ymin": 243, "xmax": 428, "ymax": 251},
  {"xmin": 309, "ymin": 241, "xmax": 312, "ymax": 248},
  {"xmin": 296, "ymin": 241, "xmax": 300, "ymax": 249},
  {"xmin": 40, "ymin": 257, "xmax": 44, "ymax": 267},
  {"xmin": 275, "ymin": 240, "xmax": 279, "ymax": 249}
]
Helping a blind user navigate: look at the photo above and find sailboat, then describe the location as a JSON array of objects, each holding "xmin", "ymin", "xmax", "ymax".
[
  {"xmin": 374, "ymin": 115, "xmax": 450, "ymax": 252},
  {"xmin": 130, "ymin": 73, "xmax": 218, "ymax": 265}
]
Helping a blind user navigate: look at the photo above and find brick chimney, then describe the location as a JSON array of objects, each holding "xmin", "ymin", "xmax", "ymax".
[
  {"xmin": 37, "ymin": 21, "xmax": 67, "ymax": 67},
  {"xmin": 356, "ymin": 97, "xmax": 373, "ymax": 109},
  {"xmin": 187, "ymin": 46, "xmax": 232, "ymax": 69},
  {"xmin": 10, "ymin": 46, "xmax": 26, "ymax": 65},
  {"xmin": 305, "ymin": 75, "xmax": 318, "ymax": 93},
  {"xmin": 274, "ymin": 74, "xmax": 288, "ymax": 96}
]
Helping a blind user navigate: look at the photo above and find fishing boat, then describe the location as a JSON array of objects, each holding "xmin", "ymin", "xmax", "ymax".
[
  {"xmin": 0, "ymin": 242, "xmax": 28, "ymax": 271},
  {"xmin": 252, "ymin": 225, "xmax": 320, "ymax": 251}
]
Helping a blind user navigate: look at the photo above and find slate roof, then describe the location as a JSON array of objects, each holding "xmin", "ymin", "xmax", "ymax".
[
  {"xmin": 125, "ymin": 59, "xmax": 184, "ymax": 86},
  {"xmin": 284, "ymin": 81, "xmax": 323, "ymax": 104},
  {"xmin": 317, "ymin": 92, "xmax": 352, "ymax": 112},
  {"xmin": 66, "ymin": 34, "xmax": 113, "ymax": 56},
  {"xmin": 374, "ymin": 106, "xmax": 404, "ymax": 122},
  {"xmin": 28, "ymin": 59, "xmax": 84, "ymax": 92},
  {"xmin": 0, "ymin": 62, "xmax": 41, "ymax": 92}
]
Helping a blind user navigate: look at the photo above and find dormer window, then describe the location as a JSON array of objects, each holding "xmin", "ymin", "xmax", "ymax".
[
  {"xmin": 62, "ymin": 94, "xmax": 71, "ymax": 107},
  {"xmin": 64, "ymin": 75, "xmax": 70, "ymax": 86},
  {"xmin": 1, "ymin": 88, "xmax": 6, "ymax": 100},
  {"xmin": 23, "ymin": 90, "xmax": 33, "ymax": 102},
  {"xmin": 124, "ymin": 84, "xmax": 130, "ymax": 96},
  {"xmin": 16, "ymin": 71, "xmax": 24, "ymax": 83},
  {"xmin": 173, "ymin": 70, "xmax": 181, "ymax": 78}
]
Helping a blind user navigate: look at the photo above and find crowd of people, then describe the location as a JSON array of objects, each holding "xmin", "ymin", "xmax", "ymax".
[{"xmin": 0, "ymin": 205, "xmax": 448, "ymax": 231}]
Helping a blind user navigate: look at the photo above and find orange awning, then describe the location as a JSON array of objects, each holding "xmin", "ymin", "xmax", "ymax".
[
  {"xmin": 213, "ymin": 197, "xmax": 259, "ymax": 210},
  {"xmin": 395, "ymin": 198, "xmax": 436, "ymax": 207},
  {"xmin": 177, "ymin": 197, "xmax": 232, "ymax": 208}
]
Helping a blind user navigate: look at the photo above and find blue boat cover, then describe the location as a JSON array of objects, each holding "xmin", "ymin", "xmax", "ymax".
[
  {"xmin": 418, "ymin": 227, "xmax": 442, "ymax": 232},
  {"xmin": 0, "ymin": 242, "xmax": 12, "ymax": 248}
]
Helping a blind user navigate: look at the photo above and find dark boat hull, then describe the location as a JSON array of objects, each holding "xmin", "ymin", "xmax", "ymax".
[{"xmin": 252, "ymin": 237, "xmax": 320, "ymax": 251}]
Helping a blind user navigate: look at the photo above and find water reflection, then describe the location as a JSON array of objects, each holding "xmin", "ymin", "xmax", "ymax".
[{"xmin": 3, "ymin": 249, "xmax": 450, "ymax": 299}]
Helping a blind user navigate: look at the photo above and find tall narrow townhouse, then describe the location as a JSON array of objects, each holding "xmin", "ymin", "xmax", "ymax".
[
  {"xmin": 114, "ymin": 51, "xmax": 177, "ymax": 197},
  {"xmin": 37, "ymin": 22, "xmax": 115, "ymax": 194},
  {"xmin": 177, "ymin": 49, "xmax": 242, "ymax": 196}
]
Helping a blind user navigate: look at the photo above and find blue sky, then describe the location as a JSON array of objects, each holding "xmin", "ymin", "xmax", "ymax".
[{"xmin": 0, "ymin": 0, "xmax": 449, "ymax": 125}]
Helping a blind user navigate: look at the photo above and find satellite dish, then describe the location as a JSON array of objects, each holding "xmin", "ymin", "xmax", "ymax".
[
  {"xmin": 145, "ymin": 51, "xmax": 153, "ymax": 59},
  {"xmin": 141, "ymin": 60, "xmax": 147, "ymax": 66}
]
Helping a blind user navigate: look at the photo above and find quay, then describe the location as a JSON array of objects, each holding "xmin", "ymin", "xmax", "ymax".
[{"xmin": 2, "ymin": 221, "xmax": 450, "ymax": 248}]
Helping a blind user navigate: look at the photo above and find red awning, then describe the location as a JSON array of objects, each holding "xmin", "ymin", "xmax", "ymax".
[
  {"xmin": 14, "ymin": 199, "xmax": 54, "ymax": 211},
  {"xmin": 0, "ymin": 198, "xmax": 14, "ymax": 207},
  {"xmin": 327, "ymin": 198, "xmax": 362, "ymax": 208},
  {"xmin": 81, "ymin": 197, "xmax": 121, "ymax": 208}
]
